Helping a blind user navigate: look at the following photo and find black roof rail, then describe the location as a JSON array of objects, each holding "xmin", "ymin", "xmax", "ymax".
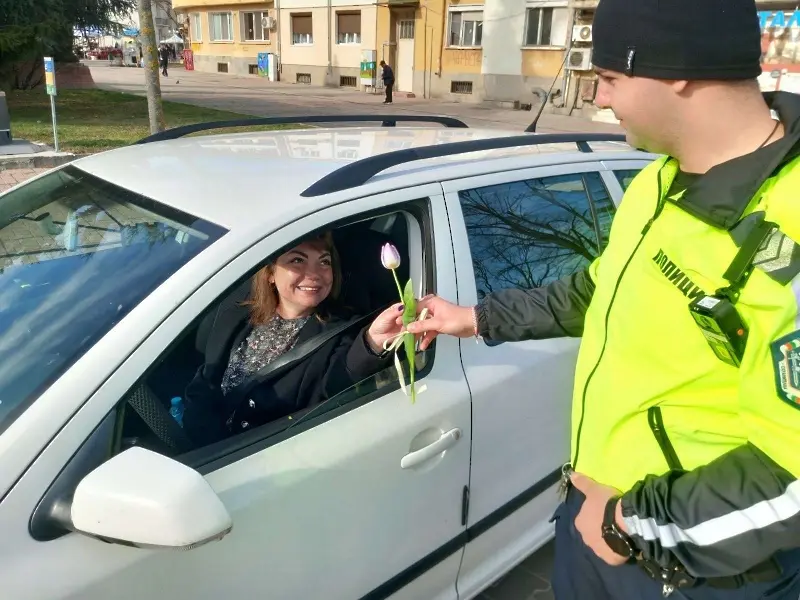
[
  {"xmin": 301, "ymin": 132, "xmax": 627, "ymax": 197},
  {"xmin": 135, "ymin": 115, "xmax": 469, "ymax": 144}
]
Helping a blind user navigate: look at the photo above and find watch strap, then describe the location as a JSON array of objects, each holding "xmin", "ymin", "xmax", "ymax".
[
  {"xmin": 602, "ymin": 496, "xmax": 635, "ymax": 559},
  {"xmin": 603, "ymin": 495, "xmax": 621, "ymax": 530}
]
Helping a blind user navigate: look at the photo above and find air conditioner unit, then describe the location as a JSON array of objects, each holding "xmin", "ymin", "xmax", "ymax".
[
  {"xmin": 572, "ymin": 24, "xmax": 592, "ymax": 42},
  {"xmin": 262, "ymin": 16, "xmax": 276, "ymax": 29},
  {"xmin": 566, "ymin": 48, "xmax": 592, "ymax": 71}
]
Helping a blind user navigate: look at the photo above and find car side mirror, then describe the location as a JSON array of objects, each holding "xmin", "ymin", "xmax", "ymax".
[{"xmin": 71, "ymin": 447, "xmax": 232, "ymax": 549}]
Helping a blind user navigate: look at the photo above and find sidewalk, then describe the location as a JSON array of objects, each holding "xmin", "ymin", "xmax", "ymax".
[
  {"xmin": 0, "ymin": 168, "xmax": 48, "ymax": 193},
  {"xmin": 87, "ymin": 61, "xmax": 621, "ymax": 135}
]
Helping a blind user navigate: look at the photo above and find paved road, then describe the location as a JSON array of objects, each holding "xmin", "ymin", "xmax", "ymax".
[
  {"xmin": 86, "ymin": 60, "xmax": 621, "ymax": 137},
  {"xmin": 6, "ymin": 66, "xmax": 577, "ymax": 598}
]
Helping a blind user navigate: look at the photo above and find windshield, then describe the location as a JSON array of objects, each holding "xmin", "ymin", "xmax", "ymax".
[{"xmin": 0, "ymin": 165, "xmax": 227, "ymax": 435}]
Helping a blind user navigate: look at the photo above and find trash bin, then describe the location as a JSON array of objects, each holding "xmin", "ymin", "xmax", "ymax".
[{"xmin": 0, "ymin": 92, "xmax": 11, "ymax": 146}]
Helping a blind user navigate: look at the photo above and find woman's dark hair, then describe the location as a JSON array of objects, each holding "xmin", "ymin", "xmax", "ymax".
[{"xmin": 244, "ymin": 231, "xmax": 342, "ymax": 325}]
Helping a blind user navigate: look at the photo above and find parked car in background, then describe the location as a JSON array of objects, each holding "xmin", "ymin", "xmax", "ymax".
[{"xmin": 0, "ymin": 116, "xmax": 654, "ymax": 600}]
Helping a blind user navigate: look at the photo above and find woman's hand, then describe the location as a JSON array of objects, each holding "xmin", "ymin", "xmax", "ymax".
[{"xmin": 365, "ymin": 303, "xmax": 406, "ymax": 354}]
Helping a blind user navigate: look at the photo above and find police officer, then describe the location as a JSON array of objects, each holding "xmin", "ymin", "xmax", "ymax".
[{"xmin": 405, "ymin": 0, "xmax": 800, "ymax": 597}]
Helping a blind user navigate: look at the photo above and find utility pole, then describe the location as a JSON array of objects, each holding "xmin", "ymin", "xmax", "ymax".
[{"xmin": 139, "ymin": 0, "xmax": 166, "ymax": 133}]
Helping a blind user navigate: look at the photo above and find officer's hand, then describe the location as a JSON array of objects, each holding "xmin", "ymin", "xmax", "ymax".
[
  {"xmin": 404, "ymin": 294, "xmax": 475, "ymax": 351},
  {"xmin": 570, "ymin": 472, "xmax": 629, "ymax": 567}
]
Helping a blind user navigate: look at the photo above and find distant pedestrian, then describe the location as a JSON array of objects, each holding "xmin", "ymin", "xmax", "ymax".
[
  {"xmin": 159, "ymin": 44, "xmax": 170, "ymax": 77},
  {"xmin": 379, "ymin": 60, "xmax": 394, "ymax": 104}
]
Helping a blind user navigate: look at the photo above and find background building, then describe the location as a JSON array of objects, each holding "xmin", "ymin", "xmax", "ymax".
[
  {"xmin": 173, "ymin": 1, "xmax": 277, "ymax": 75},
  {"xmin": 171, "ymin": 0, "xmax": 800, "ymax": 114},
  {"xmin": 123, "ymin": 0, "xmax": 180, "ymax": 45}
]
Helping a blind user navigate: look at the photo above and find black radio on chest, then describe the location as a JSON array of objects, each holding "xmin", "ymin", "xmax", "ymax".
[
  {"xmin": 688, "ymin": 216, "xmax": 778, "ymax": 368},
  {"xmin": 689, "ymin": 294, "xmax": 749, "ymax": 367}
]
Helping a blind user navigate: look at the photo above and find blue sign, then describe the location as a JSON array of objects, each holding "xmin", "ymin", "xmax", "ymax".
[
  {"xmin": 44, "ymin": 56, "xmax": 56, "ymax": 96},
  {"xmin": 760, "ymin": 11, "xmax": 800, "ymax": 30}
]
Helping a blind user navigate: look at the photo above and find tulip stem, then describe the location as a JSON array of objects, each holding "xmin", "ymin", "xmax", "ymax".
[{"xmin": 391, "ymin": 269, "xmax": 404, "ymax": 302}]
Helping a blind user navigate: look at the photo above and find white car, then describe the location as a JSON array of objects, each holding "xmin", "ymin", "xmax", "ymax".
[{"xmin": 0, "ymin": 117, "xmax": 654, "ymax": 600}]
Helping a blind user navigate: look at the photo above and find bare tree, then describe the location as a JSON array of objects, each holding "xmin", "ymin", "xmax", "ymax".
[
  {"xmin": 461, "ymin": 176, "xmax": 608, "ymax": 295},
  {"xmin": 152, "ymin": 0, "xmax": 183, "ymax": 31},
  {"xmin": 138, "ymin": 0, "xmax": 165, "ymax": 133}
]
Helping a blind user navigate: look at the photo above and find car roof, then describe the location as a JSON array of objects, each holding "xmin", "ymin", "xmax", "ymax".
[{"xmin": 71, "ymin": 126, "xmax": 654, "ymax": 231}]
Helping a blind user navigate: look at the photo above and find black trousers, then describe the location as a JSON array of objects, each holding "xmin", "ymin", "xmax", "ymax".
[
  {"xmin": 551, "ymin": 488, "xmax": 800, "ymax": 599},
  {"xmin": 384, "ymin": 82, "xmax": 393, "ymax": 103}
]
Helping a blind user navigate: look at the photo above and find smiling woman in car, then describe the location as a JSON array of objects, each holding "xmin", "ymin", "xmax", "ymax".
[{"xmin": 183, "ymin": 231, "xmax": 402, "ymax": 446}]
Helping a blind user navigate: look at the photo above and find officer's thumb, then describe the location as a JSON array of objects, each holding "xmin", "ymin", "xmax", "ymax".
[{"xmin": 407, "ymin": 315, "xmax": 437, "ymax": 334}]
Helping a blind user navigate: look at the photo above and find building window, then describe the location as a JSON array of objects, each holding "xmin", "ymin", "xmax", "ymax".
[
  {"xmin": 451, "ymin": 81, "xmax": 473, "ymax": 94},
  {"xmin": 209, "ymin": 12, "xmax": 233, "ymax": 42},
  {"xmin": 292, "ymin": 14, "xmax": 313, "ymax": 44},
  {"xmin": 399, "ymin": 20, "xmax": 415, "ymax": 39},
  {"xmin": 449, "ymin": 10, "xmax": 483, "ymax": 47},
  {"xmin": 337, "ymin": 12, "xmax": 361, "ymax": 44},
  {"xmin": 190, "ymin": 12, "xmax": 202, "ymax": 42},
  {"xmin": 242, "ymin": 11, "xmax": 270, "ymax": 42},
  {"xmin": 524, "ymin": 7, "xmax": 568, "ymax": 47}
]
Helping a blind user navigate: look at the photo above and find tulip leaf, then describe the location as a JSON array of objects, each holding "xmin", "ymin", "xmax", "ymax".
[
  {"xmin": 402, "ymin": 279, "xmax": 417, "ymax": 403},
  {"xmin": 402, "ymin": 279, "xmax": 416, "ymax": 326}
]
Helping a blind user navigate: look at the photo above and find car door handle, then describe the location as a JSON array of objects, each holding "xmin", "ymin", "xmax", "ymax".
[{"xmin": 401, "ymin": 428, "xmax": 462, "ymax": 469}]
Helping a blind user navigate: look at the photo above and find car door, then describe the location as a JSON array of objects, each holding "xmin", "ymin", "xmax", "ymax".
[
  {"xmin": 442, "ymin": 162, "xmax": 625, "ymax": 597},
  {"xmin": 601, "ymin": 158, "xmax": 652, "ymax": 195},
  {"xmin": 0, "ymin": 185, "xmax": 471, "ymax": 600}
]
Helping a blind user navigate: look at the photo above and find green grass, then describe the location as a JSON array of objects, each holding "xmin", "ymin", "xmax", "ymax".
[{"xmin": 7, "ymin": 89, "xmax": 297, "ymax": 154}]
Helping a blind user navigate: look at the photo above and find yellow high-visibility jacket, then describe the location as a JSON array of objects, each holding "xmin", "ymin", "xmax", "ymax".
[{"xmin": 477, "ymin": 91, "xmax": 800, "ymax": 578}]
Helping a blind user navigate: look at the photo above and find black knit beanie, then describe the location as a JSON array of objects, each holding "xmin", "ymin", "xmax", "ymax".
[{"xmin": 592, "ymin": 0, "xmax": 762, "ymax": 80}]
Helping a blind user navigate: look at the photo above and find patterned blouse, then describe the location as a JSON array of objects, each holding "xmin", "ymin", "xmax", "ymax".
[{"xmin": 220, "ymin": 314, "xmax": 311, "ymax": 396}]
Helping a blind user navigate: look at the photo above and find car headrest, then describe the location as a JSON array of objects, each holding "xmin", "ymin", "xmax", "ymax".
[
  {"xmin": 194, "ymin": 277, "xmax": 251, "ymax": 355},
  {"xmin": 333, "ymin": 225, "xmax": 408, "ymax": 315}
]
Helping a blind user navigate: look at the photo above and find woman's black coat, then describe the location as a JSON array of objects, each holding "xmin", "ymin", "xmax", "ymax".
[{"xmin": 183, "ymin": 302, "xmax": 391, "ymax": 446}]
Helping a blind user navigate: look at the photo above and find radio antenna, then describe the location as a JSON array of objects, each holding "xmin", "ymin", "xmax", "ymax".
[{"xmin": 525, "ymin": 50, "xmax": 569, "ymax": 133}]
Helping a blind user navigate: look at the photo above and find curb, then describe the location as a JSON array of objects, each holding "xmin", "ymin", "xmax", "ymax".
[{"xmin": 0, "ymin": 153, "xmax": 78, "ymax": 171}]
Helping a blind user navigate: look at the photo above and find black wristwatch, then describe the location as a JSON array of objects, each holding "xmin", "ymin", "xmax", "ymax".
[{"xmin": 601, "ymin": 496, "xmax": 635, "ymax": 560}]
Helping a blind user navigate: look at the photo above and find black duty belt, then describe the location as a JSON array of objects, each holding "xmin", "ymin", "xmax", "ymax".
[{"xmin": 637, "ymin": 555, "xmax": 782, "ymax": 597}]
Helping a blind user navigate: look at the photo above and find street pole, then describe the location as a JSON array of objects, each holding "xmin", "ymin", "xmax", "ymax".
[
  {"xmin": 50, "ymin": 95, "xmax": 60, "ymax": 152},
  {"xmin": 139, "ymin": 0, "xmax": 166, "ymax": 134},
  {"xmin": 44, "ymin": 56, "xmax": 59, "ymax": 151}
]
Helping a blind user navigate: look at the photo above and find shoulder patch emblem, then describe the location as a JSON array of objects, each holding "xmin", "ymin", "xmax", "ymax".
[{"xmin": 772, "ymin": 332, "xmax": 800, "ymax": 409}]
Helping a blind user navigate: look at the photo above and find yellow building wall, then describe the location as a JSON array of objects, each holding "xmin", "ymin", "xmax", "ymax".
[
  {"xmin": 441, "ymin": 48, "xmax": 481, "ymax": 73},
  {"xmin": 416, "ymin": 0, "xmax": 446, "ymax": 76},
  {"xmin": 412, "ymin": 3, "xmax": 438, "ymax": 76},
  {"xmin": 332, "ymin": 5, "xmax": 377, "ymax": 68},
  {"xmin": 175, "ymin": 0, "xmax": 253, "ymax": 7},
  {"xmin": 521, "ymin": 48, "xmax": 565, "ymax": 78},
  {"xmin": 375, "ymin": 3, "xmax": 391, "ymax": 62},
  {"xmin": 185, "ymin": 4, "xmax": 275, "ymax": 57},
  {"xmin": 437, "ymin": 0, "xmax": 484, "ymax": 76},
  {"xmin": 279, "ymin": 6, "xmax": 329, "ymax": 67}
]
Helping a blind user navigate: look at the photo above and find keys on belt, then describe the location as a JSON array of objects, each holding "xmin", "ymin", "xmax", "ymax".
[
  {"xmin": 557, "ymin": 462, "xmax": 574, "ymax": 500},
  {"xmin": 554, "ymin": 466, "xmax": 694, "ymax": 598},
  {"xmin": 638, "ymin": 558, "xmax": 696, "ymax": 597}
]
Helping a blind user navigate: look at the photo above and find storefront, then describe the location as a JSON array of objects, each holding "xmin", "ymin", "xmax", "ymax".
[
  {"xmin": 760, "ymin": 9, "xmax": 800, "ymax": 70},
  {"xmin": 759, "ymin": 6, "xmax": 800, "ymax": 92}
]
